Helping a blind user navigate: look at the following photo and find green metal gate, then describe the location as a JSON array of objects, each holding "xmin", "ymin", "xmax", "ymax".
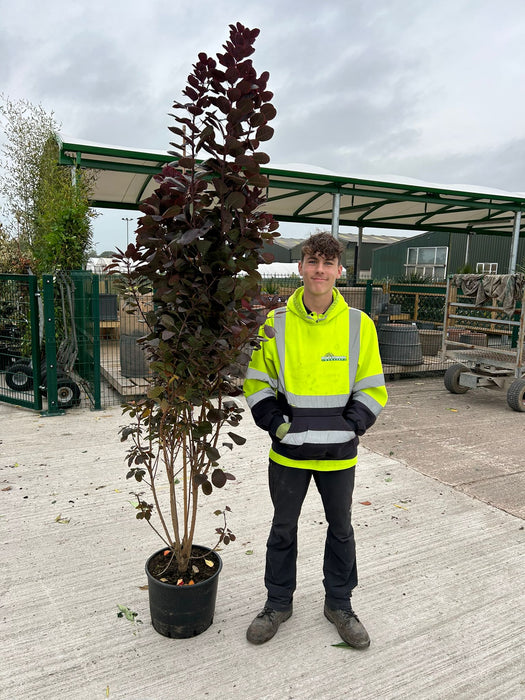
[
  {"xmin": 0, "ymin": 272, "xmax": 104, "ymax": 413},
  {"xmin": 40, "ymin": 271, "xmax": 102, "ymax": 413},
  {"xmin": 70, "ymin": 270, "xmax": 101, "ymax": 410},
  {"xmin": 0, "ymin": 274, "xmax": 42, "ymax": 410}
]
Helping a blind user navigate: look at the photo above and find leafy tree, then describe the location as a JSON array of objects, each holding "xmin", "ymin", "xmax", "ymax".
[
  {"xmin": 0, "ymin": 95, "xmax": 95, "ymax": 273},
  {"xmin": 0, "ymin": 221, "xmax": 32, "ymax": 273},
  {"xmin": 114, "ymin": 22, "xmax": 279, "ymax": 577},
  {"xmin": 32, "ymin": 136, "xmax": 94, "ymax": 274}
]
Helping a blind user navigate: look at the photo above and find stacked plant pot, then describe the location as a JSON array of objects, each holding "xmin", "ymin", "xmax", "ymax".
[
  {"xmin": 378, "ymin": 323, "xmax": 423, "ymax": 366},
  {"xmin": 458, "ymin": 331, "xmax": 488, "ymax": 346},
  {"xmin": 418, "ymin": 329, "xmax": 442, "ymax": 356},
  {"xmin": 119, "ymin": 295, "xmax": 153, "ymax": 378}
]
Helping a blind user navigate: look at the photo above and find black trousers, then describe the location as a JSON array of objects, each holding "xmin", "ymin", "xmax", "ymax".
[{"xmin": 264, "ymin": 459, "xmax": 357, "ymax": 612}]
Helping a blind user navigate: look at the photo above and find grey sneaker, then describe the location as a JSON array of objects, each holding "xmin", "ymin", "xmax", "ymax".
[
  {"xmin": 324, "ymin": 603, "xmax": 370, "ymax": 649},
  {"xmin": 246, "ymin": 606, "xmax": 293, "ymax": 644}
]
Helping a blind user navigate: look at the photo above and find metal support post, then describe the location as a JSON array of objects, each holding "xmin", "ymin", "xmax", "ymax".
[
  {"xmin": 365, "ymin": 279, "xmax": 373, "ymax": 316},
  {"xmin": 508, "ymin": 210, "xmax": 521, "ymax": 273},
  {"xmin": 355, "ymin": 226, "xmax": 363, "ymax": 281},
  {"xmin": 331, "ymin": 192, "xmax": 340, "ymax": 239}
]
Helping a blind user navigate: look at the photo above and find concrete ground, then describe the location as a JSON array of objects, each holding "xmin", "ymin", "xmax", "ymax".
[
  {"xmin": 0, "ymin": 377, "xmax": 524, "ymax": 700},
  {"xmin": 364, "ymin": 375, "xmax": 525, "ymax": 520}
]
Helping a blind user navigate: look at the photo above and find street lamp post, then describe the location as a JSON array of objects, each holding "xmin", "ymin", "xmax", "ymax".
[{"xmin": 122, "ymin": 217, "xmax": 133, "ymax": 247}]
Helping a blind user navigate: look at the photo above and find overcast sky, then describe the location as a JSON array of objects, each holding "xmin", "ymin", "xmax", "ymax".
[{"xmin": 3, "ymin": 0, "xmax": 525, "ymax": 252}]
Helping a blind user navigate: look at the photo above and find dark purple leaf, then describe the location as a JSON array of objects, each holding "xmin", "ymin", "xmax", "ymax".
[
  {"xmin": 184, "ymin": 86, "xmax": 199, "ymax": 101},
  {"xmin": 227, "ymin": 86, "xmax": 242, "ymax": 101},
  {"xmin": 207, "ymin": 409, "xmax": 224, "ymax": 425},
  {"xmin": 261, "ymin": 103, "xmax": 277, "ymax": 120},
  {"xmin": 218, "ymin": 52, "xmax": 235, "ymax": 68},
  {"xmin": 256, "ymin": 125, "xmax": 274, "ymax": 142},
  {"xmin": 253, "ymin": 152, "xmax": 270, "ymax": 164},
  {"xmin": 177, "ymin": 157, "xmax": 196, "ymax": 169},
  {"xmin": 249, "ymin": 113, "xmax": 266, "ymax": 127},
  {"xmin": 225, "ymin": 66, "xmax": 239, "ymax": 83},
  {"xmin": 205, "ymin": 445, "xmax": 221, "ymax": 462},
  {"xmin": 216, "ymin": 96, "xmax": 231, "ymax": 114},
  {"xmin": 225, "ymin": 191, "xmax": 246, "ymax": 209},
  {"xmin": 227, "ymin": 432, "xmax": 246, "ymax": 445},
  {"xmin": 179, "ymin": 229, "xmax": 202, "ymax": 245},
  {"xmin": 235, "ymin": 155, "xmax": 258, "ymax": 170},
  {"xmin": 248, "ymin": 173, "xmax": 269, "ymax": 187},
  {"xmin": 162, "ymin": 205, "xmax": 182, "ymax": 218},
  {"xmin": 211, "ymin": 468, "xmax": 227, "ymax": 488}
]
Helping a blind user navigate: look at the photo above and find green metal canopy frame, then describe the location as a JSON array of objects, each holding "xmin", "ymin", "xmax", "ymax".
[{"xmin": 57, "ymin": 135, "xmax": 525, "ymax": 272}]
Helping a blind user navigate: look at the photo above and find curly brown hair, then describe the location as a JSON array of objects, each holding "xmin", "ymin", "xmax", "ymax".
[{"xmin": 301, "ymin": 232, "xmax": 343, "ymax": 263}]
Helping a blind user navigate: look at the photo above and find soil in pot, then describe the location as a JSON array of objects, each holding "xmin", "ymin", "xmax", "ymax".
[{"xmin": 148, "ymin": 545, "xmax": 220, "ymax": 585}]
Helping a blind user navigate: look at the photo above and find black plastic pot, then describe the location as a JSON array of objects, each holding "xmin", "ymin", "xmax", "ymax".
[
  {"xmin": 120, "ymin": 332, "xmax": 148, "ymax": 378},
  {"xmin": 145, "ymin": 546, "xmax": 222, "ymax": 638}
]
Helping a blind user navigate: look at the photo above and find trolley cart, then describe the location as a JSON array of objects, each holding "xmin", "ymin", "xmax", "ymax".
[{"xmin": 442, "ymin": 274, "xmax": 525, "ymax": 412}]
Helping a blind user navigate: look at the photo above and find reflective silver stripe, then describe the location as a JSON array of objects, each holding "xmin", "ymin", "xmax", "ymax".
[
  {"xmin": 245, "ymin": 367, "xmax": 278, "ymax": 388},
  {"xmin": 273, "ymin": 308, "xmax": 288, "ymax": 394},
  {"xmin": 353, "ymin": 373, "xmax": 386, "ymax": 391},
  {"xmin": 353, "ymin": 391, "xmax": 384, "ymax": 416},
  {"xmin": 284, "ymin": 392, "xmax": 349, "ymax": 409},
  {"xmin": 347, "ymin": 308, "xmax": 362, "ymax": 393},
  {"xmin": 281, "ymin": 428, "xmax": 356, "ymax": 446},
  {"xmin": 246, "ymin": 386, "xmax": 276, "ymax": 409}
]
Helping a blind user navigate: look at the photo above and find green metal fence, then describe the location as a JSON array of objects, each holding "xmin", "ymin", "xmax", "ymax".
[
  {"xmin": 1, "ymin": 273, "xmax": 465, "ymax": 413},
  {"xmin": 387, "ymin": 283, "xmax": 447, "ymax": 325}
]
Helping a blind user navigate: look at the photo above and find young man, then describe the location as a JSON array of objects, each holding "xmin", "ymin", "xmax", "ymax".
[{"xmin": 243, "ymin": 232, "xmax": 387, "ymax": 647}]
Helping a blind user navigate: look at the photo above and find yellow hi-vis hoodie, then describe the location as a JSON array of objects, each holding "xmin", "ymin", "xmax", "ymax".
[{"xmin": 243, "ymin": 287, "xmax": 387, "ymax": 471}]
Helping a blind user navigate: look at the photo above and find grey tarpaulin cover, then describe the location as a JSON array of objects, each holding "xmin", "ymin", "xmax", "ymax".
[{"xmin": 451, "ymin": 273, "xmax": 525, "ymax": 316}]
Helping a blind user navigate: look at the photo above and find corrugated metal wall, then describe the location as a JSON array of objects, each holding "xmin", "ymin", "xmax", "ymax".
[
  {"xmin": 372, "ymin": 231, "xmax": 525, "ymax": 279},
  {"xmin": 371, "ymin": 231, "xmax": 450, "ymax": 279},
  {"xmin": 468, "ymin": 233, "xmax": 525, "ymax": 272}
]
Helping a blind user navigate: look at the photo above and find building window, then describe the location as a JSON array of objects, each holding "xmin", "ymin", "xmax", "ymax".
[
  {"xmin": 405, "ymin": 246, "xmax": 448, "ymax": 280},
  {"xmin": 476, "ymin": 262, "xmax": 498, "ymax": 274}
]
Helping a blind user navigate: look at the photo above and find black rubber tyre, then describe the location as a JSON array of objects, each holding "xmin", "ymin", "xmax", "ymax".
[
  {"xmin": 5, "ymin": 362, "xmax": 33, "ymax": 391},
  {"xmin": 444, "ymin": 363, "xmax": 469, "ymax": 394},
  {"xmin": 40, "ymin": 368, "xmax": 68, "ymax": 396},
  {"xmin": 56, "ymin": 379, "xmax": 81, "ymax": 409},
  {"xmin": 506, "ymin": 378, "xmax": 525, "ymax": 412}
]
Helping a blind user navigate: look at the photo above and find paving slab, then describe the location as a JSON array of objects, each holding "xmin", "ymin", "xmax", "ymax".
[{"xmin": 0, "ymin": 393, "xmax": 524, "ymax": 700}]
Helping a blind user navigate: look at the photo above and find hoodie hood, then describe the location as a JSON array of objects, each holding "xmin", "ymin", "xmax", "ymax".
[{"xmin": 287, "ymin": 286, "xmax": 349, "ymax": 323}]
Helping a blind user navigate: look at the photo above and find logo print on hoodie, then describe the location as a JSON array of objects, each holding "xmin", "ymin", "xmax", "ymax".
[{"xmin": 321, "ymin": 352, "xmax": 347, "ymax": 362}]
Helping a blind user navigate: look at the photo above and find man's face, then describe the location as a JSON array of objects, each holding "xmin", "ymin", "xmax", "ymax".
[{"xmin": 298, "ymin": 252, "xmax": 343, "ymax": 297}]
